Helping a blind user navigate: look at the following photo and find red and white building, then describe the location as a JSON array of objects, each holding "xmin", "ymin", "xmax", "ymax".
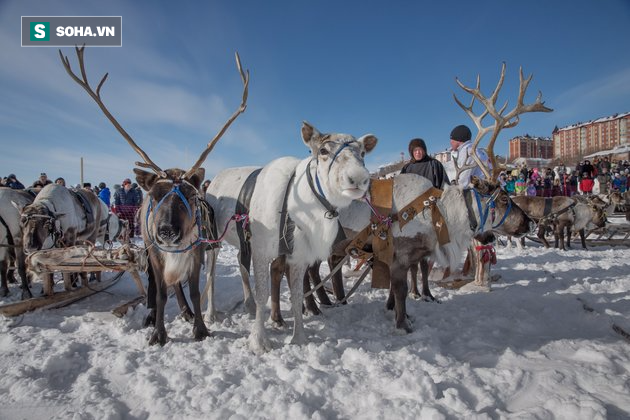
[
  {"xmin": 508, "ymin": 135, "xmax": 553, "ymax": 163},
  {"xmin": 552, "ymin": 112, "xmax": 630, "ymax": 164}
]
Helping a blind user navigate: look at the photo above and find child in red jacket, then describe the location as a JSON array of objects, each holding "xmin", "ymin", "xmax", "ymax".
[{"xmin": 580, "ymin": 172, "xmax": 594, "ymax": 195}]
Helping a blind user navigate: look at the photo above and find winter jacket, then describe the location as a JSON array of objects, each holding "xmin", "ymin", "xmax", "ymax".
[
  {"xmin": 580, "ymin": 178, "xmax": 594, "ymax": 194},
  {"xmin": 98, "ymin": 187, "xmax": 111, "ymax": 207}
]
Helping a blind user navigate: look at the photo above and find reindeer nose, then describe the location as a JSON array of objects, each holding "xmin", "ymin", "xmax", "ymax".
[{"xmin": 157, "ymin": 225, "xmax": 179, "ymax": 241}]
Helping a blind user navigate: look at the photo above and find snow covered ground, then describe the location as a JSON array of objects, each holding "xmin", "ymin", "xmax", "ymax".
[{"xmin": 1, "ymin": 230, "xmax": 630, "ymax": 419}]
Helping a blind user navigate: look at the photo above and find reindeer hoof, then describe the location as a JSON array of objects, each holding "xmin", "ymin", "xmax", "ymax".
[
  {"xmin": 249, "ymin": 333, "xmax": 272, "ymax": 354},
  {"xmin": 271, "ymin": 315, "xmax": 286, "ymax": 329},
  {"xmin": 193, "ymin": 324, "xmax": 211, "ymax": 341},
  {"xmin": 385, "ymin": 296, "xmax": 395, "ymax": 311},
  {"xmin": 143, "ymin": 313, "xmax": 156, "ymax": 328},
  {"xmin": 422, "ymin": 295, "xmax": 440, "ymax": 303},
  {"xmin": 395, "ymin": 319, "xmax": 413, "ymax": 334},
  {"xmin": 21, "ymin": 288, "xmax": 33, "ymax": 300},
  {"xmin": 179, "ymin": 309, "xmax": 194, "ymax": 323},
  {"xmin": 409, "ymin": 292, "xmax": 421, "ymax": 300},
  {"xmin": 148, "ymin": 328, "xmax": 169, "ymax": 346},
  {"xmin": 0, "ymin": 287, "xmax": 8, "ymax": 297},
  {"xmin": 303, "ymin": 302, "xmax": 321, "ymax": 316}
]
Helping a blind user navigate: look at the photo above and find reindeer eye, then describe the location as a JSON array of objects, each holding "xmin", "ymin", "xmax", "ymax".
[
  {"xmin": 319, "ymin": 147, "xmax": 329, "ymax": 156},
  {"xmin": 361, "ymin": 151, "xmax": 366, "ymax": 158}
]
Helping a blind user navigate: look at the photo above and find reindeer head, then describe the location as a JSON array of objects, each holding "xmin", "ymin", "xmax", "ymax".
[
  {"xmin": 301, "ymin": 122, "xmax": 377, "ymax": 205},
  {"xmin": 136, "ymin": 168, "xmax": 205, "ymax": 249},
  {"xmin": 470, "ymin": 176, "xmax": 536, "ymax": 237},
  {"xmin": 18, "ymin": 202, "xmax": 63, "ymax": 253},
  {"xmin": 588, "ymin": 203, "xmax": 607, "ymax": 229}
]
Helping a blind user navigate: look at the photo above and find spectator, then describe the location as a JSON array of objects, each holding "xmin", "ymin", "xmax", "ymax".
[
  {"xmin": 526, "ymin": 178, "xmax": 537, "ymax": 197},
  {"xmin": 580, "ymin": 172, "xmax": 594, "ymax": 195},
  {"xmin": 515, "ymin": 174, "xmax": 527, "ymax": 196},
  {"xmin": 83, "ymin": 182, "xmax": 92, "ymax": 191},
  {"xmin": 551, "ymin": 178, "xmax": 562, "ymax": 197},
  {"xmin": 98, "ymin": 182, "xmax": 111, "ymax": 207},
  {"xmin": 32, "ymin": 172, "xmax": 53, "ymax": 189},
  {"xmin": 597, "ymin": 167, "xmax": 612, "ymax": 194},
  {"xmin": 201, "ymin": 180, "xmax": 211, "ymax": 195},
  {"xmin": 113, "ymin": 178, "xmax": 141, "ymax": 238},
  {"xmin": 400, "ymin": 138, "xmax": 450, "ymax": 189},
  {"xmin": 505, "ymin": 175, "xmax": 516, "ymax": 196},
  {"xmin": 5, "ymin": 174, "xmax": 25, "ymax": 190},
  {"xmin": 449, "ymin": 124, "xmax": 490, "ymax": 187},
  {"xmin": 131, "ymin": 183, "xmax": 143, "ymax": 205},
  {"xmin": 55, "ymin": 177, "xmax": 66, "ymax": 187}
]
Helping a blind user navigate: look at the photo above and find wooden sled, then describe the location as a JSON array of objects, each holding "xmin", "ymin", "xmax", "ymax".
[{"xmin": 0, "ymin": 272, "xmax": 124, "ymax": 317}]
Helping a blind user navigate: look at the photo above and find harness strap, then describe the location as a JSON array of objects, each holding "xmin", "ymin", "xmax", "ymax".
[
  {"xmin": 543, "ymin": 197, "xmax": 553, "ymax": 217},
  {"xmin": 0, "ymin": 213, "xmax": 16, "ymax": 260},
  {"xmin": 278, "ymin": 171, "xmax": 296, "ymax": 256},
  {"xmin": 235, "ymin": 168, "xmax": 262, "ymax": 273},
  {"xmin": 397, "ymin": 187, "xmax": 449, "ymax": 246},
  {"xmin": 306, "ymin": 159, "xmax": 339, "ymax": 219},
  {"xmin": 70, "ymin": 190, "xmax": 95, "ymax": 227}
]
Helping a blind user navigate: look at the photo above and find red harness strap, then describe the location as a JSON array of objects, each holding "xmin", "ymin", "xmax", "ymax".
[{"xmin": 475, "ymin": 244, "xmax": 497, "ymax": 265}]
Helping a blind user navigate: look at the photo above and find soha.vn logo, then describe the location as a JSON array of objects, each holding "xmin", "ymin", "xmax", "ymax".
[{"xmin": 30, "ymin": 22, "xmax": 50, "ymax": 41}]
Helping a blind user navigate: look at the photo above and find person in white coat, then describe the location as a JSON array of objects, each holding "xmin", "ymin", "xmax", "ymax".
[{"xmin": 450, "ymin": 124, "xmax": 491, "ymax": 187}]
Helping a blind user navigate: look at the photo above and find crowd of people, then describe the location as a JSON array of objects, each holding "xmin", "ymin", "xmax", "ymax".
[
  {"xmin": 496, "ymin": 157, "xmax": 630, "ymax": 197},
  {"xmin": 0, "ymin": 173, "xmax": 145, "ymax": 237}
]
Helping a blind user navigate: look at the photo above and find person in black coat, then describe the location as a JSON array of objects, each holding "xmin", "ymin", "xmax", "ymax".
[{"xmin": 400, "ymin": 138, "xmax": 450, "ymax": 189}]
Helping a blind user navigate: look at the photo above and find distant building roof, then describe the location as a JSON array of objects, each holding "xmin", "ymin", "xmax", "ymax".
[{"xmin": 556, "ymin": 111, "xmax": 630, "ymax": 132}]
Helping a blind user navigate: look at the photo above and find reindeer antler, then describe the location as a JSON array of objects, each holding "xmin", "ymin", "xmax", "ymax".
[
  {"xmin": 184, "ymin": 52, "xmax": 249, "ymax": 179},
  {"xmin": 453, "ymin": 62, "xmax": 553, "ymax": 179},
  {"xmin": 59, "ymin": 46, "xmax": 167, "ymax": 177},
  {"xmin": 60, "ymin": 47, "xmax": 250, "ymax": 180}
]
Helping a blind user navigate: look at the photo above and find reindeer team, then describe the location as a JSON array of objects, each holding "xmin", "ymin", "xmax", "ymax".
[{"xmin": 2, "ymin": 47, "xmax": 621, "ymax": 353}]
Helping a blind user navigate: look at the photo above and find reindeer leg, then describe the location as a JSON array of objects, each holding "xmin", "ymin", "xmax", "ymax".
[
  {"xmin": 203, "ymin": 248, "xmax": 219, "ymax": 324},
  {"xmin": 143, "ymin": 263, "xmax": 157, "ymax": 328},
  {"xmin": 149, "ymin": 279, "xmax": 169, "ymax": 346},
  {"xmin": 311, "ymin": 261, "xmax": 333, "ymax": 307},
  {"xmin": 328, "ymin": 254, "xmax": 346, "ymax": 304},
  {"xmin": 420, "ymin": 259, "xmax": 437, "ymax": 302},
  {"xmin": 250, "ymin": 256, "xmax": 272, "ymax": 353},
  {"xmin": 386, "ymin": 286, "xmax": 395, "ymax": 310},
  {"xmin": 579, "ymin": 228, "xmax": 587, "ymax": 249},
  {"xmin": 304, "ymin": 263, "xmax": 323, "ymax": 316},
  {"xmin": 270, "ymin": 256, "xmax": 286, "ymax": 328},
  {"xmin": 174, "ymin": 282, "xmax": 194, "ymax": 323},
  {"xmin": 539, "ymin": 225, "xmax": 550, "ymax": 248},
  {"xmin": 237, "ymin": 249, "xmax": 256, "ymax": 316},
  {"xmin": 408, "ymin": 263, "xmax": 420, "ymax": 299},
  {"xmin": 289, "ymin": 263, "xmax": 308, "ymax": 345},
  {"xmin": 188, "ymin": 259, "xmax": 210, "ymax": 341},
  {"xmin": 390, "ymin": 261, "xmax": 412, "ymax": 333},
  {"xmin": 0, "ymin": 259, "xmax": 9, "ymax": 297},
  {"xmin": 17, "ymin": 250, "xmax": 32, "ymax": 300}
]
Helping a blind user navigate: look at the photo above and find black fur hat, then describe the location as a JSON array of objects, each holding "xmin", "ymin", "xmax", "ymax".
[
  {"xmin": 408, "ymin": 138, "xmax": 427, "ymax": 158},
  {"xmin": 450, "ymin": 125, "xmax": 472, "ymax": 142}
]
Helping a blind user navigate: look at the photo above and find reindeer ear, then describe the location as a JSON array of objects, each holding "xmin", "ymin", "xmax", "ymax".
[
  {"xmin": 358, "ymin": 134, "xmax": 378, "ymax": 154},
  {"xmin": 301, "ymin": 121, "xmax": 322, "ymax": 151},
  {"xmin": 133, "ymin": 169, "xmax": 159, "ymax": 192},
  {"xmin": 186, "ymin": 168, "xmax": 205, "ymax": 190}
]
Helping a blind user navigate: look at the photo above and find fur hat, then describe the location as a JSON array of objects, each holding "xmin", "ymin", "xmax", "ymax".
[
  {"xmin": 450, "ymin": 125, "xmax": 472, "ymax": 142},
  {"xmin": 408, "ymin": 138, "xmax": 427, "ymax": 158}
]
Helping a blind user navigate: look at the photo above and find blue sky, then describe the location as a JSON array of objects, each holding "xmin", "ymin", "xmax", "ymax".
[{"xmin": 1, "ymin": 0, "xmax": 629, "ymax": 189}]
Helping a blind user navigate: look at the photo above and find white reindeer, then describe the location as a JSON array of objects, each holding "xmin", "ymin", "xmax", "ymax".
[
  {"xmin": 1, "ymin": 188, "xmax": 34, "ymax": 299},
  {"xmin": 205, "ymin": 122, "xmax": 377, "ymax": 353}
]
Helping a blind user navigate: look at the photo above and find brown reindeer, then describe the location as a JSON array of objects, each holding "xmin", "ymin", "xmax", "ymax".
[{"xmin": 59, "ymin": 46, "xmax": 249, "ymax": 345}]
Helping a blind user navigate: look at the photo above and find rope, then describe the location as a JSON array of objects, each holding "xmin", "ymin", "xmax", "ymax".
[{"xmin": 474, "ymin": 244, "xmax": 497, "ymax": 265}]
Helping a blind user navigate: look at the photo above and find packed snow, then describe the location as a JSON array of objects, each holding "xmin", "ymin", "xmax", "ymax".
[{"xmin": 1, "ymin": 226, "xmax": 630, "ymax": 419}]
